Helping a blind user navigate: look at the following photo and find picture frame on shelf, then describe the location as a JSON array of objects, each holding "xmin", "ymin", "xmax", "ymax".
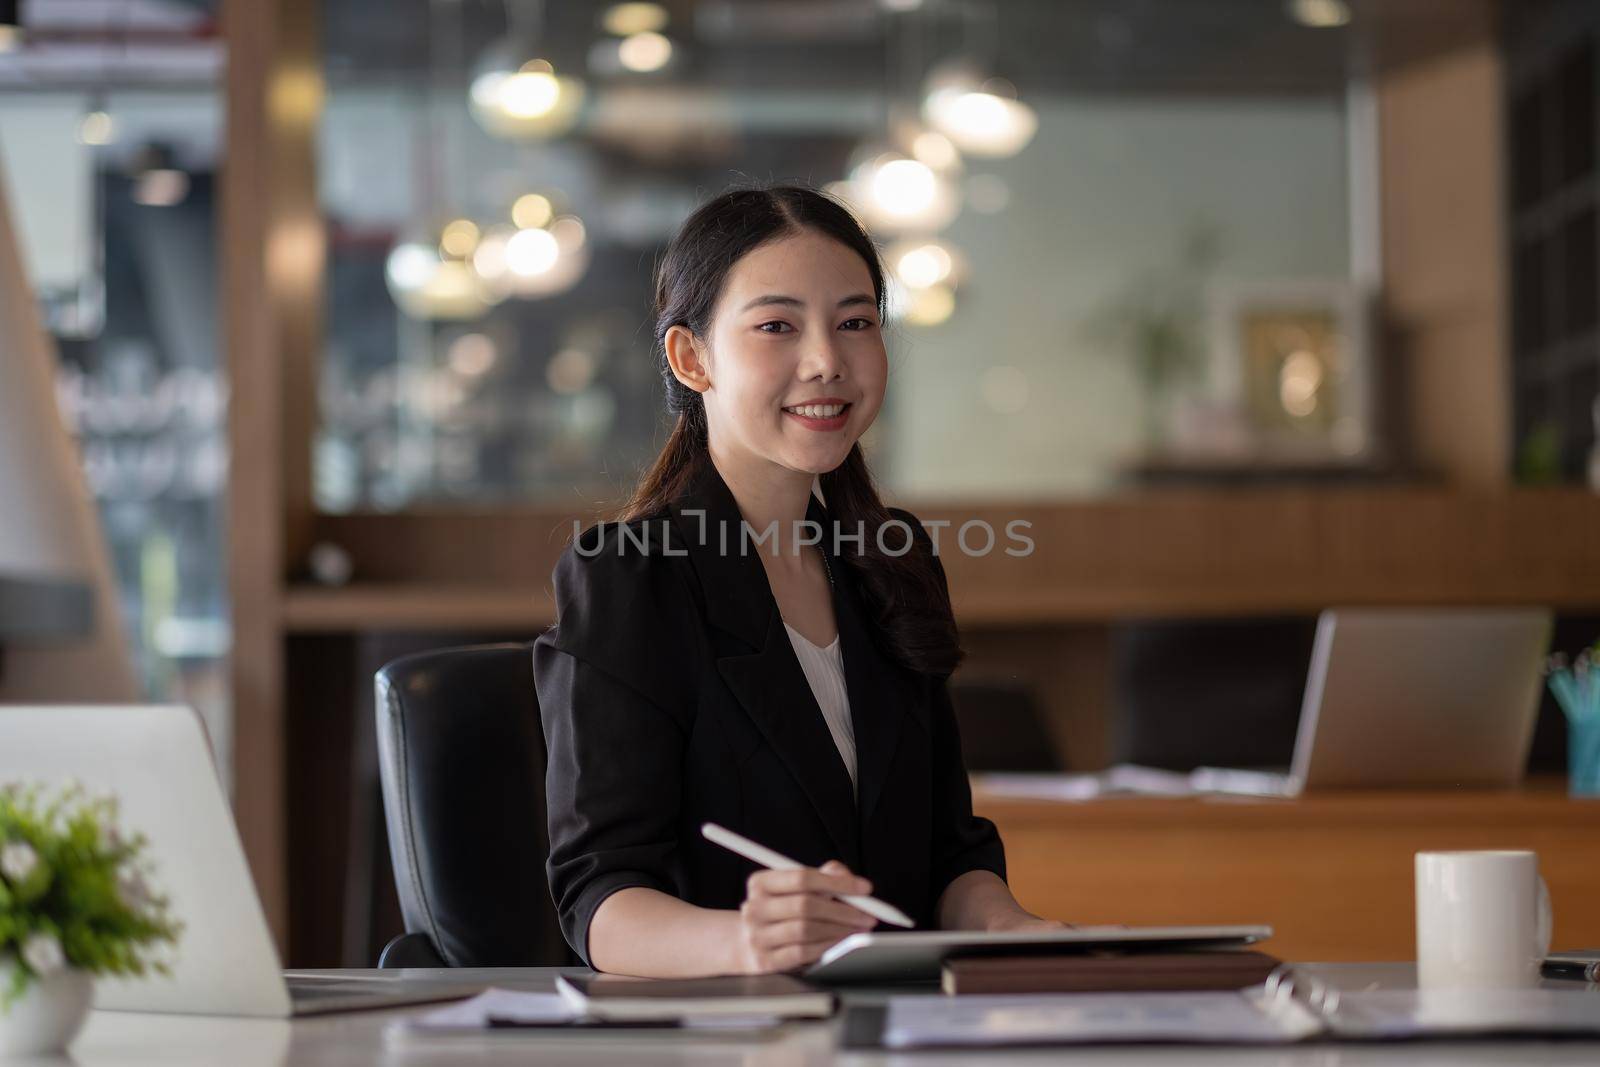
[{"xmin": 1198, "ymin": 277, "xmax": 1378, "ymax": 466}]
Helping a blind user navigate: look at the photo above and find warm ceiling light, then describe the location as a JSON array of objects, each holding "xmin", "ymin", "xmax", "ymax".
[
  {"xmin": 471, "ymin": 228, "xmax": 511, "ymax": 281},
  {"xmin": 910, "ymin": 130, "xmax": 960, "ymax": 172},
  {"xmin": 512, "ymin": 193, "xmax": 553, "ymax": 229},
  {"xmin": 505, "ymin": 227, "xmax": 561, "ymax": 277},
  {"xmin": 386, "ymin": 241, "xmax": 497, "ymax": 320},
  {"xmin": 1287, "ymin": 0, "xmax": 1351, "ymax": 28},
  {"xmin": 386, "ymin": 242, "xmax": 438, "ymax": 293},
  {"xmin": 490, "ymin": 214, "xmax": 591, "ymax": 299},
  {"xmin": 828, "ymin": 147, "xmax": 961, "ymax": 235},
  {"xmin": 868, "ymin": 156, "xmax": 957, "ymax": 228},
  {"xmin": 469, "ymin": 44, "xmax": 585, "ymax": 139},
  {"xmin": 922, "ymin": 62, "xmax": 1039, "ymax": 158},
  {"xmin": 603, "ymin": 2, "xmax": 668, "ymax": 36},
  {"xmin": 904, "ymin": 284, "xmax": 955, "ymax": 327},
  {"xmin": 387, "ymin": 228, "xmax": 506, "ymax": 320},
  {"xmin": 77, "ymin": 110, "xmax": 115, "ymax": 146},
  {"xmin": 617, "ymin": 31, "xmax": 672, "ymax": 73},
  {"xmin": 497, "ymin": 65, "xmax": 561, "ymax": 118},
  {"xmin": 439, "ymin": 219, "xmax": 480, "ymax": 259},
  {"xmin": 886, "ymin": 238, "xmax": 967, "ymax": 299},
  {"xmin": 548, "ymin": 215, "xmax": 587, "ymax": 252},
  {"xmin": 896, "ymin": 243, "xmax": 952, "ymax": 289},
  {"xmin": 447, "ymin": 333, "xmax": 498, "ymax": 378},
  {"xmin": 872, "ymin": 158, "xmax": 936, "ymax": 213}
]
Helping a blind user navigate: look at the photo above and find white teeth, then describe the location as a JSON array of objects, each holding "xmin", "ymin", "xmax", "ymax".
[{"xmin": 785, "ymin": 403, "xmax": 846, "ymax": 418}]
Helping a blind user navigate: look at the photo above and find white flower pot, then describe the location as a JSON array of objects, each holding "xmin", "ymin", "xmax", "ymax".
[{"xmin": 0, "ymin": 957, "xmax": 93, "ymax": 1058}]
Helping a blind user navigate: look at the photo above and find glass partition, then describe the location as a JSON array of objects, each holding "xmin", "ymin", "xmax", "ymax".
[
  {"xmin": 0, "ymin": 7, "xmax": 229, "ymax": 770},
  {"xmin": 316, "ymin": 0, "xmax": 1367, "ymax": 509}
]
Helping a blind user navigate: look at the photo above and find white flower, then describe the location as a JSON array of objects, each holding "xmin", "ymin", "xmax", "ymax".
[
  {"xmin": 0, "ymin": 842, "xmax": 38, "ymax": 883},
  {"xmin": 117, "ymin": 868, "xmax": 151, "ymax": 911},
  {"xmin": 21, "ymin": 933, "xmax": 64, "ymax": 977}
]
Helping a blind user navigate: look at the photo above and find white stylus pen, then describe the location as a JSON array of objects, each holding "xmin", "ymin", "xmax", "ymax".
[{"xmin": 700, "ymin": 821, "xmax": 915, "ymax": 929}]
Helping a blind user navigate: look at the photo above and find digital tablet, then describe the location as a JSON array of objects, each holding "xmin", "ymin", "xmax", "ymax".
[{"xmin": 804, "ymin": 924, "xmax": 1273, "ymax": 984}]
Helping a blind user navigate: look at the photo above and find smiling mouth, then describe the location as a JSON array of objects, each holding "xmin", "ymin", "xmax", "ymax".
[
  {"xmin": 782, "ymin": 402, "xmax": 852, "ymax": 430},
  {"xmin": 782, "ymin": 401, "xmax": 850, "ymax": 418}
]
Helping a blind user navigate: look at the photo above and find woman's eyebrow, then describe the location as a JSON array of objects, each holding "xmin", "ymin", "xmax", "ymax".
[{"xmin": 740, "ymin": 293, "xmax": 876, "ymax": 312}]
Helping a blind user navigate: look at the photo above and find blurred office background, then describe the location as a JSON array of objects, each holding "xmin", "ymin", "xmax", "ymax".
[{"xmin": 2, "ymin": 0, "xmax": 1600, "ymax": 966}]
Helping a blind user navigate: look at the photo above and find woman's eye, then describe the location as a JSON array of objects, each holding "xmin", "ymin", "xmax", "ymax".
[
  {"xmin": 757, "ymin": 321, "xmax": 792, "ymax": 334},
  {"xmin": 841, "ymin": 318, "xmax": 875, "ymax": 331}
]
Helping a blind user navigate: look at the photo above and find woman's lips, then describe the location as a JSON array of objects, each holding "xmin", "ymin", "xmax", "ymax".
[{"xmin": 783, "ymin": 403, "xmax": 851, "ymax": 431}]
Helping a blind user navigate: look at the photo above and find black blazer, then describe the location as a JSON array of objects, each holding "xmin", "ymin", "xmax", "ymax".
[{"xmin": 532, "ymin": 459, "xmax": 1006, "ymax": 966}]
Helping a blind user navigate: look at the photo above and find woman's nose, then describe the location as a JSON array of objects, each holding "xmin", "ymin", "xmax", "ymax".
[{"xmin": 800, "ymin": 333, "xmax": 847, "ymax": 381}]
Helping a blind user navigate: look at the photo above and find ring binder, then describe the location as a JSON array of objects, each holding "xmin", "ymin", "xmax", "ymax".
[
  {"xmin": 1262, "ymin": 963, "xmax": 1296, "ymax": 1008},
  {"xmin": 1262, "ymin": 964, "xmax": 1340, "ymax": 1021}
]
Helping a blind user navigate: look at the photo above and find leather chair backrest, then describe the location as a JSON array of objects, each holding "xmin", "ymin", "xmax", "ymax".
[{"xmin": 375, "ymin": 642, "xmax": 572, "ymax": 966}]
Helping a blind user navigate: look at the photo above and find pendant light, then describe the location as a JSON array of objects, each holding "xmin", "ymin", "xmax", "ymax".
[{"xmin": 469, "ymin": 0, "xmax": 586, "ymax": 140}]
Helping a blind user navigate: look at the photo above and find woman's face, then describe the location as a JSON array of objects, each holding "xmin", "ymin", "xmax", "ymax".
[{"xmin": 669, "ymin": 229, "xmax": 888, "ymax": 477}]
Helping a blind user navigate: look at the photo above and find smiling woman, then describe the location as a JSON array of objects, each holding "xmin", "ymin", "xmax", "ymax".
[{"xmin": 531, "ymin": 184, "xmax": 1061, "ymax": 979}]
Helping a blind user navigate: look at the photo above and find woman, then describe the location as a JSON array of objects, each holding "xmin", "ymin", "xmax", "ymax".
[{"xmin": 533, "ymin": 184, "xmax": 1059, "ymax": 978}]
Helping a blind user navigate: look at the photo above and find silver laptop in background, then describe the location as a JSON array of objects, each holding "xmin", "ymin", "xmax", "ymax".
[
  {"xmin": 1195, "ymin": 608, "xmax": 1554, "ymax": 797},
  {"xmin": 0, "ymin": 704, "xmax": 478, "ymax": 1017}
]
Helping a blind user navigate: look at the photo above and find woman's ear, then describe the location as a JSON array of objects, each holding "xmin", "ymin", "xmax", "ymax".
[{"xmin": 664, "ymin": 325, "xmax": 711, "ymax": 396}]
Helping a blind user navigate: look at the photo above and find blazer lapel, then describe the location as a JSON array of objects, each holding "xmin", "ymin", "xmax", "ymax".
[
  {"xmin": 670, "ymin": 461, "xmax": 860, "ymax": 865},
  {"xmin": 829, "ymin": 542, "xmax": 910, "ymax": 832}
]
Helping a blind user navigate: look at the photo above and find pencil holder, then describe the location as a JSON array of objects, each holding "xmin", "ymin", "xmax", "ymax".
[
  {"xmin": 1568, "ymin": 712, "xmax": 1600, "ymax": 796},
  {"xmin": 1545, "ymin": 648, "xmax": 1600, "ymax": 797}
]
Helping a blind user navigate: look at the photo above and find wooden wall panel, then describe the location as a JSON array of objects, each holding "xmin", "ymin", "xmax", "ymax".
[
  {"xmin": 223, "ymin": 0, "xmax": 324, "ymax": 951},
  {"xmin": 297, "ymin": 489, "xmax": 1600, "ymax": 631},
  {"xmin": 1377, "ymin": 0, "xmax": 1510, "ymax": 488}
]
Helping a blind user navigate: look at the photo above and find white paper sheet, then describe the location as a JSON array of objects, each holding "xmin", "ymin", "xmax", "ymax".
[
  {"xmin": 1325, "ymin": 989, "xmax": 1600, "ymax": 1039},
  {"xmin": 399, "ymin": 988, "xmax": 782, "ymax": 1035},
  {"xmin": 413, "ymin": 989, "xmax": 579, "ymax": 1030}
]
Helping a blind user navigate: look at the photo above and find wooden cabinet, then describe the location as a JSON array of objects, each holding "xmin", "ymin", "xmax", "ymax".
[{"xmin": 976, "ymin": 782, "xmax": 1600, "ymax": 962}]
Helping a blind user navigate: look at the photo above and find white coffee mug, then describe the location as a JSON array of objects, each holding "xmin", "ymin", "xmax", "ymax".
[{"xmin": 1415, "ymin": 850, "xmax": 1553, "ymax": 989}]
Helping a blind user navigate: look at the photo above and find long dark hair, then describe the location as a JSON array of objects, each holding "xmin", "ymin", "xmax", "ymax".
[{"xmin": 615, "ymin": 183, "xmax": 963, "ymax": 677}]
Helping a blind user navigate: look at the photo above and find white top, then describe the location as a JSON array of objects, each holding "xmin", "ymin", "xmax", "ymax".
[{"xmin": 783, "ymin": 619, "xmax": 858, "ymax": 797}]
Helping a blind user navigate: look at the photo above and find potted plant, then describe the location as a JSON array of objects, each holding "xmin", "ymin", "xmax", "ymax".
[{"xmin": 0, "ymin": 781, "xmax": 180, "ymax": 1057}]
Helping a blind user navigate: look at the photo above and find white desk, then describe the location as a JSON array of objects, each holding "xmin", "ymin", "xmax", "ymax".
[{"xmin": 57, "ymin": 963, "xmax": 1600, "ymax": 1065}]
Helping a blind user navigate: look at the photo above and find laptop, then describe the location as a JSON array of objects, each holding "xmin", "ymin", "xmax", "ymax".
[
  {"xmin": 0, "ymin": 704, "xmax": 481, "ymax": 1017},
  {"xmin": 1193, "ymin": 608, "xmax": 1554, "ymax": 797}
]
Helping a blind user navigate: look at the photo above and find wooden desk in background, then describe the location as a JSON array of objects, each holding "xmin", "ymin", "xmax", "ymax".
[{"xmin": 974, "ymin": 780, "xmax": 1600, "ymax": 963}]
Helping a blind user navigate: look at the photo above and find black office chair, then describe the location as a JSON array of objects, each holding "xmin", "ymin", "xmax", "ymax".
[
  {"xmin": 948, "ymin": 679, "xmax": 1065, "ymax": 772},
  {"xmin": 373, "ymin": 642, "xmax": 575, "ymax": 968}
]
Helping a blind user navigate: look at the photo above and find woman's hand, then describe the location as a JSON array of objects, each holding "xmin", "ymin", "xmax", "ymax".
[
  {"xmin": 733, "ymin": 859, "xmax": 879, "ymax": 974},
  {"xmin": 985, "ymin": 911, "xmax": 1072, "ymax": 934}
]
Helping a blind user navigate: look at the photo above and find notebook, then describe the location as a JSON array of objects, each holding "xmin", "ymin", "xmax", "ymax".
[
  {"xmin": 554, "ymin": 973, "xmax": 835, "ymax": 1022},
  {"xmin": 941, "ymin": 951, "xmax": 1283, "ymax": 995},
  {"xmin": 844, "ymin": 966, "xmax": 1600, "ymax": 1049}
]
